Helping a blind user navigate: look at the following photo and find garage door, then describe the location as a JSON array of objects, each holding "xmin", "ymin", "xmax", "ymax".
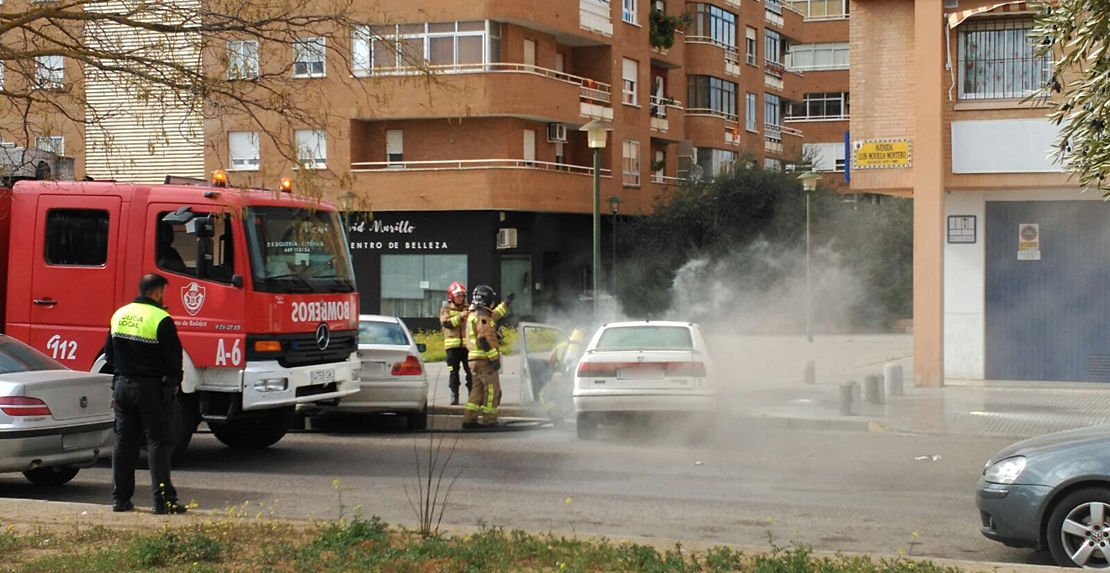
[{"xmin": 985, "ymin": 201, "xmax": 1110, "ymax": 381}]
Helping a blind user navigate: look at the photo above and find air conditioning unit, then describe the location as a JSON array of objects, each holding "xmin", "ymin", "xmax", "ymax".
[
  {"xmin": 547, "ymin": 123, "xmax": 568, "ymax": 143},
  {"xmin": 496, "ymin": 228, "xmax": 518, "ymax": 250}
]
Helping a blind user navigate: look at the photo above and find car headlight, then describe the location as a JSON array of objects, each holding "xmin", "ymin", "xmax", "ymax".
[{"xmin": 984, "ymin": 456, "xmax": 1027, "ymax": 484}]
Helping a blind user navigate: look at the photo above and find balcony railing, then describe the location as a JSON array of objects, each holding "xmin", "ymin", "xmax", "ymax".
[
  {"xmin": 686, "ymin": 108, "xmax": 738, "ymax": 122},
  {"xmin": 650, "ymin": 173, "xmax": 684, "ymax": 184},
  {"xmin": 351, "ymin": 158, "xmax": 613, "ymax": 177},
  {"xmin": 359, "ymin": 62, "xmax": 612, "ymax": 106},
  {"xmin": 765, "ymin": 0, "xmax": 783, "ymax": 14},
  {"xmin": 785, "ymin": 114, "xmax": 849, "ymax": 123},
  {"xmin": 685, "ymin": 36, "xmax": 739, "ymax": 53},
  {"xmin": 764, "ymin": 59, "xmax": 784, "ymax": 78},
  {"xmin": 649, "ymin": 95, "xmax": 683, "ymax": 118}
]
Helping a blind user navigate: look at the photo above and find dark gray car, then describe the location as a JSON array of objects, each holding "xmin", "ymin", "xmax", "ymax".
[{"xmin": 977, "ymin": 425, "xmax": 1110, "ymax": 569}]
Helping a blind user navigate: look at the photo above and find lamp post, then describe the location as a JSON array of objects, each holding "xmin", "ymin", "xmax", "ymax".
[
  {"xmin": 338, "ymin": 189, "xmax": 357, "ymax": 230},
  {"xmin": 798, "ymin": 171, "xmax": 821, "ymax": 343},
  {"xmin": 580, "ymin": 119, "xmax": 613, "ymax": 318},
  {"xmin": 608, "ymin": 195, "xmax": 623, "ymax": 295}
]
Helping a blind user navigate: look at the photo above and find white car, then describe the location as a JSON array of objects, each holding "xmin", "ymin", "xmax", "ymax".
[
  {"xmin": 300, "ymin": 315, "xmax": 428, "ymax": 430},
  {"xmin": 0, "ymin": 334, "xmax": 114, "ymax": 485},
  {"xmin": 572, "ymin": 321, "xmax": 717, "ymax": 440}
]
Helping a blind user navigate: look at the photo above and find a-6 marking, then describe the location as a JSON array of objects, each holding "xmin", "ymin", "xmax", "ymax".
[{"xmin": 216, "ymin": 338, "xmax": 242, "ymax": 366}]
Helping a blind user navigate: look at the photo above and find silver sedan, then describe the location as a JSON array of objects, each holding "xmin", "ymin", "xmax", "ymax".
[{"xmin": 0, "ymin": 334, "xmax": 113, "ymax": 486}]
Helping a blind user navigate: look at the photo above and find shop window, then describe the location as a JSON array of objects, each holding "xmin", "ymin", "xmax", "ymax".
[{"xmin": 381, "ymin": 254, "xmax": 468, "ymax": 318}]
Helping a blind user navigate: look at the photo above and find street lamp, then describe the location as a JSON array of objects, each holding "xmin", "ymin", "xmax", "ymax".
[
  {"xmin": 798, "ymin": 171, "xmax": 821, "ymax": 343},
  {"xmin": 580, "ymin": 119, "xmax": 613, "ymax": 318},
  {"xmin": 338, "ymin": 189, "xmax": 357, "ymax": 229},
  {"xmin": 608, "ymin": 195, "xmax": 623, "ymax": 295}
]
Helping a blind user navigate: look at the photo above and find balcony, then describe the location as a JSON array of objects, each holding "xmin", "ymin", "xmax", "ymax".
[
  {"xmin": 356, "ymin": 63, "xmax": 612, "ymax": 122},
  {"xmin": 351, "ymin": 159, "xmax": 614, "ymax": 213},
  {"xmin": 650, "ymin": 173, "xmax": 684, "ymax": 185},
  {"xmin": 580, "ymin": 0, "xmax": 613, "ymax": 37},
  {"xmin": 685, "ymin": 36, "xmax": 741, "ymax": 77},
  {"xmin": 765, "ymin": 0, "xmax": 784, "ymax": 27},
  {"xmin": 649, "ymin": 95, "xmax": 684, "ymax": 134}
]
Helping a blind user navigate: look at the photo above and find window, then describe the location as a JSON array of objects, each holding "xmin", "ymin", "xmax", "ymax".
[
  {"xmin": 227, "ymin": 40, "xmax": 259, "ymax": 79},
  {"xmin": 786, "ymin": 42, "xmax": 849, "ymax": 71},
  {"xmin": 803, "ymin": 142, "xmax": 846, "ymax": 172},
  {"xmin": 787, "ymin": 92, "xmax": 849, "ymax": 120},
  {"xmin": 764, "ymin": 157, "xmax": 782, "ymax": 171},
  {"xmin": 687, "ymin": 75, "xmax": 737, "ymax": 118},
  {"xmin": 764, "ymin": 30, "xmax": 781, "ymax": 65},
  {"xmin": 623, "ymin": 139, "xmax": 641, "ymax": 187},
  {"xmin": 229, "ymin": 131, "xmax": 260, "ymax": 170},
  {"xmin": 789, "ymin": 0, "xmax": 848, "ymax": 19},
  {"xmin": 745, "ymin": 27, "xmax": 757, "ymax": 65},
  {"xmin": 958, "ymin": 18, "xmax": 1050, "ymax": 100},
  {"xmin": 622, "ymin": 58, "xmax": 638, "ymax": 105},
  {"xmin": 623, "ymin": 0, "xmax": 637, "ymax": 24},
  {"xmin": 45, "ymin": 210, "xmax": 108, "ymax": 266},
  {"xmin": 695, "ymin": 147, "xmax": 737, "ymax": 177},
  {"xmin": 381, "ymin": 254, "xmax": 468, "ymax": 317},
  {"xmin": 596, "ymin": 326, "xmax": 693, "ymax": 349},
  {"xmin": 765, "ymin": 0, "xmax": 782, "ymax": 14},
  {"xmin": 386, "ymin": 130, "xmax": 403, "ymax": 167},
  {"xmin": 35, "ymin": 135, "xmax": 64, "ymax": 155},
  {"xmin": 765, "ymin": 92, "xmax": 781, "ymax": 129},
  {"xmin": 745, "ymin": 93, "xmax": 758, "ymax": 131},
  {"xmin": 358, "ymin": 320, "xmax": 411, "ymax": 346},
  {"xmin": 354, "ymin": 21, "xmax": 495, "ymax": 75},
  {"xmin": 295, "ymin": 129, "xmax": 327, "ymax": 169},
  {"xmin": 690, "ymin": 4, "xmax": 737, "ymax": 48},
  {"xmin": 34, "ymin": 55, "xmax": 64, "ymax": 89},
  {"xmin": 156, "ymin": 212, "xmax": 236, "ymax": 282},
  {"xmin": 294, "ymin": 37, "xmax": 326, "ymax": 77}
]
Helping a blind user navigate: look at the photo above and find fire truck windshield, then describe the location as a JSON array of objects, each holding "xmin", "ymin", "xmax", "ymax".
[{"xmin": 244, "ymin": 206, "xmax": 356, "ymax": 294}]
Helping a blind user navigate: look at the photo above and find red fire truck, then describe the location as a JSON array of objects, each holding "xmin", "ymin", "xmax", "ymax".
[{"xmin": 0, "ymin": 175, "xmax": 361, "ymax": 455}]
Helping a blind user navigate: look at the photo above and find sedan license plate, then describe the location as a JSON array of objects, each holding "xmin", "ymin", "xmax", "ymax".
[
  {"xmin": 310, "ymin": 369, "xmax": 336, "ymax": 384},
  {"xmin": 62, "ymin": 430, "xmax": 104, "ymax": 450}
]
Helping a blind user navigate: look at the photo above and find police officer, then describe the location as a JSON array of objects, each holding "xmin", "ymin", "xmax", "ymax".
[
  {"xmin": 439, "ymin": 281, "xmax": 471, "ymax": 405},
  {"xmin": 462, "ymin": 285, "xmax": 512, "ymax": 429},
  {"xmin": 103, "ymin": 273, "xmax": 186, "ymax": 515}
]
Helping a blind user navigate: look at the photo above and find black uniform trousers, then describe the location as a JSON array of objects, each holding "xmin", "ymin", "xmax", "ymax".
[
  {"xmin": 446, "ymin": 347, "xmax": 473, "ymax": 394},
  {"xmin": 111, "ymin": 375, "xmax": 178, "ymax": 508}
]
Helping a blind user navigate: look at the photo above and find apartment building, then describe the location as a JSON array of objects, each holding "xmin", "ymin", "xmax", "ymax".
[
  {"xmin": 849, "ymin": 1, "xmax": 1095, "ymax": 386},
  {"xmin": 3, "ymin": 0, "xmax": 848, "ymax": 329}
]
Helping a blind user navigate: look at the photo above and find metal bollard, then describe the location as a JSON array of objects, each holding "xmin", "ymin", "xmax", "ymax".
[
  {"xmin": 864, "ymin": 374, "xmax": 885, "ymax": 405},
  {"xmin": 839, "ymin": 381, "xmax": 860, "ymax": 416},
  {"xmin": 884, "ymin": 363, "xmax": 904, "ymax": 396},
  {"xmin": 803, "ymin": 360, "xmax": 816, "ymax": 385}
]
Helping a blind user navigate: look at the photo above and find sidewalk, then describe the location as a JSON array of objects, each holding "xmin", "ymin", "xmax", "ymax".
[{"xmin": 424, "ymin": 334, "xmax": 1110, "ymax": 439}]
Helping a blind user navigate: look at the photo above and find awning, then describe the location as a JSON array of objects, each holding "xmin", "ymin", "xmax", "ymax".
[{"xmin": 947, "ymin": 1, "xmax": 1030, "ymax": 28}]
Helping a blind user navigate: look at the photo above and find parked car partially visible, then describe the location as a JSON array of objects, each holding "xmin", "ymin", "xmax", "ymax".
[
  {"xmin": 572, "ymin": 321, "xmax": 717, "ymax": 440},
  {"xmin": 977, "ymin": 425, "xmax": 1110, "ymax": 568},
  {"xmin": 300, "ymin": 315, "xmax": 428, "ymax": 430},
  {"xmin": 0, "ymin": 334, "xmax": 114, "ymax": 486}
]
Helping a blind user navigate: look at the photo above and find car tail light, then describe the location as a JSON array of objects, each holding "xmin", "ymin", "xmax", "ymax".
[
  {"xmin": 577, "ymin": 362, "xmax": 618, "ymax": 377},
  {"xmin": 667, "ymin": 362, "xmax": 706, "ymax": 377},
  {"xmin": 0, "ymin": 397, "xmax": 53, "ymax": 417},
  {"xmin": 392, "ymin": 356, "xmax": 423, "ymax": 376}
]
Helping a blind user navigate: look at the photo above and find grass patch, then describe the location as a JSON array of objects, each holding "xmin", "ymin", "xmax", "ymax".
[{"xmin": 0, "ymin": 516, "xmax": 977, "ymax": 573}]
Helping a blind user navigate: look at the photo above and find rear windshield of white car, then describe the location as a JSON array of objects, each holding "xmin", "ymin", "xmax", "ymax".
[
  {"xmin": 595, "ymin": 326, "xmax": 694, "ymax": 350},
  {"xmin": 0, "ymin": 338, "xmax": 66, "ymax": 373},
  {"xmin": 359, "ymin": 321, "xmax": 410, "ymax": 346}
]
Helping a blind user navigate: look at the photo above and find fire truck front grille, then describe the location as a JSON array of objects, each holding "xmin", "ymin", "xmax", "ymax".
[{"xmin": 247, "ymin": 331, "xmax": 358, "ymax": 369}]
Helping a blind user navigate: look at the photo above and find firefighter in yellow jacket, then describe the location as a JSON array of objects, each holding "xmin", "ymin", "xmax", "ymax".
[
  {"xmin": 439, "ymin": 281, "xmax": 470, "ymax": 405},
  {"xmin": 538, "ymin": 327, "xmax": 587, "ymax": 425},
  {"xmin": 462, "ymin": 285, "xmax": 512, "ymax": 429}
]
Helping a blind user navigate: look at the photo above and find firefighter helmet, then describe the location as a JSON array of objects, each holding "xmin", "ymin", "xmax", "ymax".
[
  {"xmin": 448, "ymin": 281, "xmax": 467, "ymax": 299},
  {"xmin": 472, "ymin": 284, "xmax": 496, "ymax": 307},
  {"xmin": 569, "ymin": 328, "xmax": 587, "ymax": 343}
]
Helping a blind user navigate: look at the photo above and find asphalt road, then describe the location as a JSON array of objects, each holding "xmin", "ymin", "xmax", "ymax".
[{"xmin": 0, "ymin": 415, "xmax": 1056, "ymax": 566}]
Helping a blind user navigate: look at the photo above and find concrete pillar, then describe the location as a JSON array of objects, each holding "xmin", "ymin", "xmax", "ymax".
[{"xmin": 913, "ymin": 0, "xmax": 945, "ymax": 388}]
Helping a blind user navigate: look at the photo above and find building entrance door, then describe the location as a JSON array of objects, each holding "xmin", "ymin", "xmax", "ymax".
[{"xmin": 500, "ymin": 255, "xmax": 534, "ymax": 319}]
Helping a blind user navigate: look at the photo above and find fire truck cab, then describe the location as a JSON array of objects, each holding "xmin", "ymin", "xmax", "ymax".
[{"xmin": 0, "ymin": 179, "xmax": 361, "ymax": 454}]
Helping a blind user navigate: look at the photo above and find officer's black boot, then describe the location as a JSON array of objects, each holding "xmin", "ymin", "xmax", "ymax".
[{"xmin": 450, "ymin": 391, "xmax": 459, "ymax": 406}]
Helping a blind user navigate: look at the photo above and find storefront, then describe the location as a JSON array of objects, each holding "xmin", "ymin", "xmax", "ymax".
[{"xmin": 346, "ymin": 210, "xmax": 599, "ymax": 332}]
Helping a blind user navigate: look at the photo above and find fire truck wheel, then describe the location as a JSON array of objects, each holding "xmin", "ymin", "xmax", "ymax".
[
  {"xmin": 171, "ymin": 394, "xmax": 199, "ymax": 463},
  {"xmin": 209, "ymin": 406, "xmax": 295, "ymax": 449}
]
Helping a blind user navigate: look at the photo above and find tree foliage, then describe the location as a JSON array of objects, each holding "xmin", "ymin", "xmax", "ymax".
[
  {"xmin": 1032, "ymin": 1, "xmax": 1110, "ymax": 191},
  {"xmin": 617, "ymin": 164, "xmax": 913, "ymax": 331}
]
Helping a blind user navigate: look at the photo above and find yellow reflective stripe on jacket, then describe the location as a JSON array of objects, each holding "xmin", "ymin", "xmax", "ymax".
[
  {"xmin": 444, "ymin": 338, "xmax": 463, "ymax": 349},
  {"xmin": 110, "ymin": 302, "xmax": 169, "ymax": 344},
  {"xmin": 482, "ymin": 384, "xmax": 498, "ymax": 415},
  {"xmin": 492, "ymin": 302, "xmax": 509, "ymax": 321}
]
